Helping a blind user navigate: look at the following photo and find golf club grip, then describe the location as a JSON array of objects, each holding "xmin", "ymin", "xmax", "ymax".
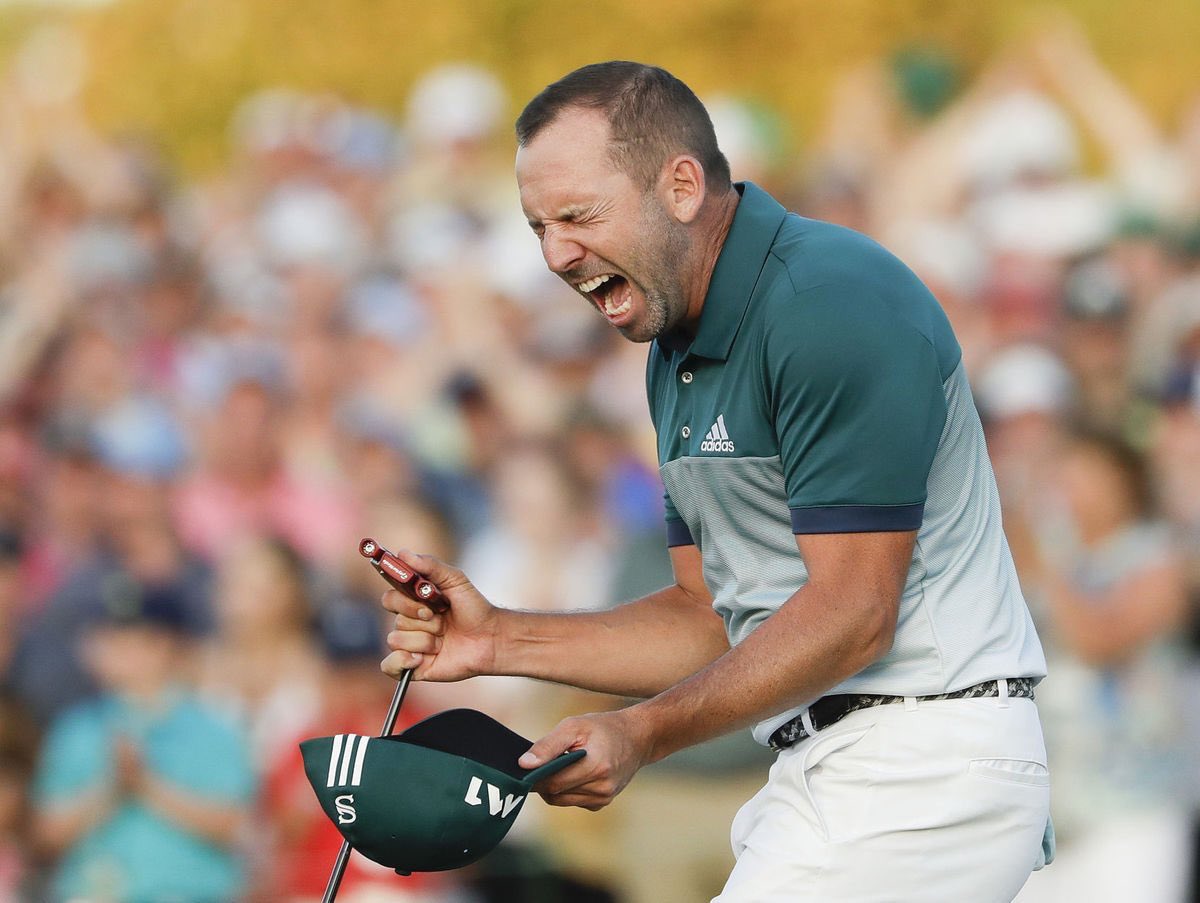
[{"xmin": 358, "ymin": 537, "xmax": 448, "ymax": 611}]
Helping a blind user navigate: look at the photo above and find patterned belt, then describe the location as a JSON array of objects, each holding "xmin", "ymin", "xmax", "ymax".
[{"xmin": 768, "ymin": 677, "xmax": 1038, "ymax": 751}]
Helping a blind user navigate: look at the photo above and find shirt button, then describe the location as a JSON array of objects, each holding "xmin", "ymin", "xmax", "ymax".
[
  {"xmin": 681, "ymin": 371, "xmax": 693, "ymax": 384},
  {"xmin": 681, "ymin": 426, "xmax": 691, "ymax": 439}
]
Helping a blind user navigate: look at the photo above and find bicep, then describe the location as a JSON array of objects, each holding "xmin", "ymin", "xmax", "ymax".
[
  {"xmin": 669, "ymin": 542, "xmax": 713, "ymax": 609},
  {"xmin": 793, "ymin": 530, "xmax": 916, "ymax": 631}
]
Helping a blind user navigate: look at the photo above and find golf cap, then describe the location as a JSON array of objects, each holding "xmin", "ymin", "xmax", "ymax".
[{"xmin": 301, "ymin": 708, "xmax": 585, "ymax": 874}]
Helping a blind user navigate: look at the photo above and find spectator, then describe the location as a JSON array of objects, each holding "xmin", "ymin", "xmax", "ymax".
[
  {"xmin": 9, "ymin": 468, "xmax": 210, "ymax": 725},
  {"xmin": 1016, "ymin": 431, "xmax": 1191, "ymax": 902},
  {"xmin": 195, "ymin": 536, "xmax": 324, "ymax": 771},
  {"xmin": 31, "ymin": 578, "xmax": 254, "ymax": 902},
  {"xmin": 173, "ymin": 375, "xmax": 356, "ymax": 567}
]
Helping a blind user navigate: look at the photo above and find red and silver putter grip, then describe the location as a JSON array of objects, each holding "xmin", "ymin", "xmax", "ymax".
[{"xmin": 359, "ymin": 538, "xmax": 446, "ymax": 611}]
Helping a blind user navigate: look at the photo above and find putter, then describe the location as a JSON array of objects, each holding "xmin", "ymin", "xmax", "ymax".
[{"xmin": 320, "ymin": 538, "xmax": 448, "ymax": 903}]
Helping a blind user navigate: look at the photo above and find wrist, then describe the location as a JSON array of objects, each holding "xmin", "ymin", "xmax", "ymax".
[
  {"xmin": 620, "ymin": 701, "xmax": 671, "ymax": 766},
  {"xmin": 487, "ymin": 606, "xmax": 519, "ymax": 677}
]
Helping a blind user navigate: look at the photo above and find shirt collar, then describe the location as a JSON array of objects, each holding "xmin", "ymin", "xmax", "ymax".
[{"xmin": 657, "ymin": 181, "xmax": 788, "ymax": 360}]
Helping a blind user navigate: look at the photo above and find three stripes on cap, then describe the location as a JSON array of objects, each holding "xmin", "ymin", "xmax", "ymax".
[{"xmin": 326, "ymin": 734, "xmax": 370, "ymax": 788}]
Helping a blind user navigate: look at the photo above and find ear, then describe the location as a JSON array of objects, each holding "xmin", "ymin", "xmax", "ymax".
[{"xmin": 660, "ymin": 155, "xmax": 706, "ymax": 225}]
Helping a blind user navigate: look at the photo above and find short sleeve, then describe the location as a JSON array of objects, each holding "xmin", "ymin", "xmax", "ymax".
[
  {"xmin": 766, "ymin": 286, "xmax": 947, "ymax": 534},
  {"xmin": 33, "ymin": 707, "xmax": 106, "ymax": 804},
  {"xmin": 663, "ymin": 490, "xmax": 694, "ymax": 547}
]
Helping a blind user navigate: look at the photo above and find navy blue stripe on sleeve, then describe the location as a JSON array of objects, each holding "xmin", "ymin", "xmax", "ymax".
[
  {"xmin": 666, "ymin": 519, "xmax": 695, "ymax": 547},
  {"xmin": 790, "ymin": 503, "xmax": 924, "ymax": 534}
]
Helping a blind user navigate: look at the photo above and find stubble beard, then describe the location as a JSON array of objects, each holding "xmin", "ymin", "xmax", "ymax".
[{"xmin": 617, "ymin": 199, "xmax": 691, "ymax": 344}]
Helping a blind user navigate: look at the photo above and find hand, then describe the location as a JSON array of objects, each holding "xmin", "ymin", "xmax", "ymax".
[
  {"xmin": 518, "ymin": 709, "xmax": 654, "ymax": 811},
  {"xmin": 113, "ymin": 738, "xmax": 146, "ymax": 799},
  {"xmin": 380, "ymin": 550, "xmax": 501, "ymax": 682}
]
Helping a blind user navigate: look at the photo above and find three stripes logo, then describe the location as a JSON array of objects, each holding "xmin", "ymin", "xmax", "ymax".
[
  {"xmin": 326, "ymin": 733, "xmax": 370, "ymax": 790},
  {"xmin": 699, "ymin": 414, "xmax": 735, "ymax": 453}
]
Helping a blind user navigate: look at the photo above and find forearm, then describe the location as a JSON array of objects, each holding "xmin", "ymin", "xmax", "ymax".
[
  {"xmin": 493, "ymin": 584, "xmax": 730, "ymax": 698},
  {"xmin": 628, "ymin": 581, "xmax": 892, "ymax": 763},
  {"xmin": 139, "ymin": 776, "xmax": 246, "ymax": 847},
  {"xmin": 1045, "ymin": 563, "xmax": 1185, "ymax": 666},
  {"xmin": 34, "ymin": 788, "xmax": 116, "ymax": 854}
]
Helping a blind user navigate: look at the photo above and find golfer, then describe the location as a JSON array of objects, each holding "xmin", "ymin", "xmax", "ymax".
[{"xmin": 383, "ymin": 61, "xmax": 1052, "ymax": 902}]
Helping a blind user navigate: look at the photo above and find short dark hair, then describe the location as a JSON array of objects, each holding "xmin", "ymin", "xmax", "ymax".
[{"xmin": 516, "ymin": 61, "xmax": 731, "ymax": 191}]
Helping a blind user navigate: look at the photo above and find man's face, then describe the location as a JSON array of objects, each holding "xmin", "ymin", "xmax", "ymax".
[{"xmin": 516, "ymin": 107, "xmax": 691, "ymax": 343}]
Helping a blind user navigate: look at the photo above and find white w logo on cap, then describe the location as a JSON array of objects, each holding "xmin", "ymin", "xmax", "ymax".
[{"xmin": 326, "ymin": 734, "xmax": 370, "ymax": 788}]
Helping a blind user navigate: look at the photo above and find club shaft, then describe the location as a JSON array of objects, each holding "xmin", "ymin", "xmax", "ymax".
[{"xmin": 320, "ymin": 668, "xmax": 416, "ymax": 903}]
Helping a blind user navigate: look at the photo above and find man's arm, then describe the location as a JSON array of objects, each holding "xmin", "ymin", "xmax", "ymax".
[
  {"xmin": 521, "ymin": 529, "xmax": 913, "ymax": 809},
  {"xmin": 381, "ymin": 543, "xmax": 730, "ymax": 699}
]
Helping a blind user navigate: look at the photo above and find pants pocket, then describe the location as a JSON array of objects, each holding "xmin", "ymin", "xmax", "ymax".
[
  {"xmin": 797, "ymin": 725, "xmax": 876, "ymax": 843},
  {"xmin": 968, "ymin": 757, "xmax": 1050, "ymax": 787}
]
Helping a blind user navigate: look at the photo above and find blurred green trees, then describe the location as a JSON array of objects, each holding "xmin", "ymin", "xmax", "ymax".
[{"xmin": 1, "ymin": 0, "xmax": 1195, "ymax": 172}]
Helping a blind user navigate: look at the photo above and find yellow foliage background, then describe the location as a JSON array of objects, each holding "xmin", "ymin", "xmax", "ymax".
[{"xmin": 2, "ymin": 0, "xmax": 1197, "ymax": 172}]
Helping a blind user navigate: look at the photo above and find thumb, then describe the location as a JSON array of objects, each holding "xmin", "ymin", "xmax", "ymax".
[
  {"xmin": 519, "ymin": 724, "xmax": 577, "ymax": 770},
  {"xmin": 395, "ymin": 549, "xmax": 468, "ymax": 591}
]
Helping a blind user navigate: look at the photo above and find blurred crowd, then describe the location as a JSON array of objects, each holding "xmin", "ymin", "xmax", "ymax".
[{"xmin": 0, "ymin": 12, "xmax": 1198, "ymax": 903}]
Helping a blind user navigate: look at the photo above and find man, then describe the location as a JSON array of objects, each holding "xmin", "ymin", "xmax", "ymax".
[{"xmin": 383, "ymin": 61, "xmax": 1051, "ymax": 901}]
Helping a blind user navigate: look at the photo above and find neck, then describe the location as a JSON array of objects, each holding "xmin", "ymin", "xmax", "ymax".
[
  {"xmin": 681, "ymin": 185, "xmax": 740, "ymax": 333},
  {"xmin": 116, "ymin": 679, "xmax": 174, "ymax": 711}
]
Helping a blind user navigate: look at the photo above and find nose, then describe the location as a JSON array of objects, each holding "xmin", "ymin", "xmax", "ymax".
[{"xmin": 540, "ymin": 227, "xmax": 586, "ymax": 276}]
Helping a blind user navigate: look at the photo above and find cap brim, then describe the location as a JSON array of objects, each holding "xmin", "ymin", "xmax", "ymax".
[
  {"xmin": 519, "ymin": 747, "xmax": 586, "ymax": 787},
  {"xmin": 395, "ymin": 708, "xmax": 587, "ymax": 785}
]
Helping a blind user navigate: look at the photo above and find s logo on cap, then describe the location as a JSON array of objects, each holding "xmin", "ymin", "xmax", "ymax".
[{"xmin": 336, "ymin": 795, "xmax": 357, "ymax": 824}]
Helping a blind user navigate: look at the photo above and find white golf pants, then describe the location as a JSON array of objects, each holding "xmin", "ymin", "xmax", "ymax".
[{"xmin": 715, "ymin": 694, "xmax": 1050, "ymax": 902}]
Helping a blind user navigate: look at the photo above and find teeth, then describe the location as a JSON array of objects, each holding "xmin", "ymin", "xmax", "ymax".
[
  {"xmin": 603, "ymin": 288, "xmax": 632, "ymax": 317},
  {"xmin": 578, "ymin": 274, "xmax": 613, "ymax": 294}
]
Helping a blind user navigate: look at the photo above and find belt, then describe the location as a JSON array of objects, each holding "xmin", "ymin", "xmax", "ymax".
[{"xmin": 768, "ymin": 677, "xmax": 1037, "ymax": 751}]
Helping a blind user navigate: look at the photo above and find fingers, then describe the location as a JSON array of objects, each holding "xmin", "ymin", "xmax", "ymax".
[
  {"xmin": 533, "ymin": 757, "xmax": 600, "ymax": 798},
  {"xmin": 380, "ymin": 649, "xmax": 428, "ymax": 679},
  {"xmin": 386, "ymin": 626, "xmax": 442, "ymax": 655},
  {"xmin": 393, "ymin": 549, "xmax": 470, "ymax": 592},
  {"xmin": 382, "ymin": 586, "xmax": 444, "ymax": 675},
  {"xmin": 539, "ymin": 790, "xmax": 610, "ymax": 812},
  {"xmin": 535, "ymin": 761, "xmax": 618, "ymax": 811},
  {"xmin": 380, "ymin": 610, "xmax": 445, "ymax": 677},
  {"xmin": 381, "ymin": 590, "xmax": 444, "ymax": 627},
  {"xmin": 518, "ymin": 721, "xmax": 583, "ymax": 770},
  {"xmin": 380, "ymin": 587, "xmax": 425, "ymax": 617}
]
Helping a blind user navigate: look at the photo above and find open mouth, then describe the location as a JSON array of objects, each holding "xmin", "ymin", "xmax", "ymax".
[{"xmin": 577, "ymin": 273, "xmax": 632, "ymax": 319}]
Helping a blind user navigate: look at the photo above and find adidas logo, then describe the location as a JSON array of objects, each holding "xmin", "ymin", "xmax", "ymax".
[{"xmin": 700, "ymin": 414, "xmax": 735, "ymax": 453}]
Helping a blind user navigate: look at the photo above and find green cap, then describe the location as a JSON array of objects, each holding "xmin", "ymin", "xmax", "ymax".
[{"xmin": 301, "ymin": 708, "xmax": 585, "ymax": 874}]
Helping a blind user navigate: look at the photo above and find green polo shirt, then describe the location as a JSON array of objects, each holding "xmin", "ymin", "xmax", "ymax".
[{"xmin": 648, "ymin": 182, "xmax": 1046, "ymax": 745}]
